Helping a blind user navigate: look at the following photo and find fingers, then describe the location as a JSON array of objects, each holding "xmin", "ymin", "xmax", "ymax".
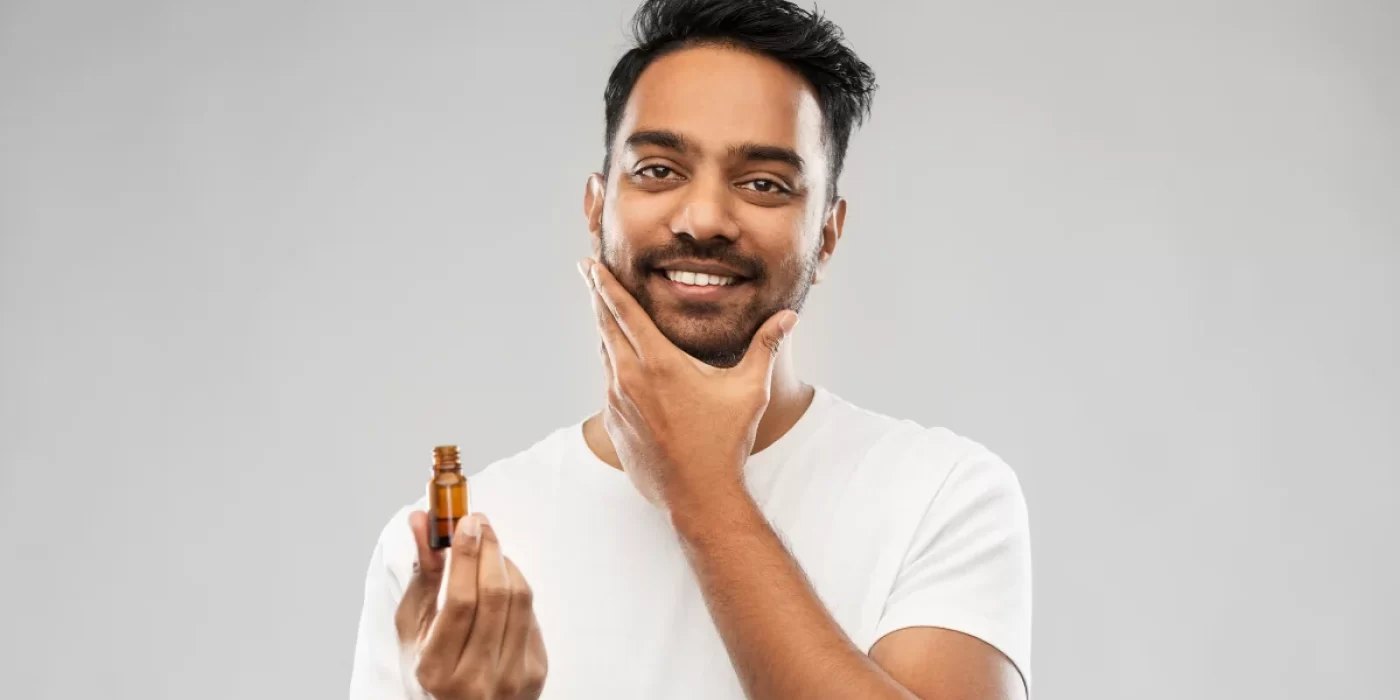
[
  {"xmin": 495, "ymin": 556, "xmax": 535, "ymax": 676},
  {"xmin": 581, "ymin": 258, "xmax": 669, "ymax": 361},
  {"xmin": 592, "ymin": 259, "xmax": 667, "ymax": 358},
  {"xmin": 598, "ymin": 340, "xmax": 615, "ymax": 387},
  {"xmin": 581, "ymin": 260, "xmax": 635, "ymax": 369},
  {"xmin": 457, "ymin": 515, "xmax": 512, "ymax": 674},
  {"xmin": 738, "ymin": 309, "xmax": 799, "ymax": 378},
  {"xmin": 418, "ymin": 513, "xmax": 483, "ymax": 680}
]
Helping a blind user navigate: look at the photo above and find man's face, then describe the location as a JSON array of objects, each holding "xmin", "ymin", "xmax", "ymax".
[{"xmin": 586, "ymin": 45, "xmax": 844, "ymax": 368}]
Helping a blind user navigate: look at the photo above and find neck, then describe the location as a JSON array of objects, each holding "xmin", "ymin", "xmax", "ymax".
[{"xmin": 582, "ymin": 343, "xmax": 813, "ymax": 471}]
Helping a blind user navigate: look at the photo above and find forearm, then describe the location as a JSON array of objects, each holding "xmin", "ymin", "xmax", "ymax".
[{"xmin": 668, "ymin": 482, "xmax": 919, "ymax": 700}]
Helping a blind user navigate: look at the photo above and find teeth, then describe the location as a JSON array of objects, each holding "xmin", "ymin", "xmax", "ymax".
[{"xmin": 665, "ymin": 270, "xmax": 737, "ymax": 286}]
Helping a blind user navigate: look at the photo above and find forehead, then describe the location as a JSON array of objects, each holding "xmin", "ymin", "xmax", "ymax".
[{"xmin": 617, "ymin": 44, "xmax": 825, "ymax": 163}]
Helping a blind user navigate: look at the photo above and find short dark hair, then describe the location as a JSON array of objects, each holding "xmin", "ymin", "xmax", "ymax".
[{"xmin": 602, "ymin": 0, "xmax": 877, "ymax": 203}]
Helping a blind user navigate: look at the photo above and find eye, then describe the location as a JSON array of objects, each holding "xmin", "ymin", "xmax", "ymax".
[
  {"xmin": 739, "ymin": 179, "xmax": 791, "ymax": 195},
  {"xmin": 636, "ymin": 165, "xmax": 678, "ymax": 179}
]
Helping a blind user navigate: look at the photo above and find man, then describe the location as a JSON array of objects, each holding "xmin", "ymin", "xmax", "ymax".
[{"xmin": 349, "ymin": 0, "xmax": 1031, "ymax": 698}]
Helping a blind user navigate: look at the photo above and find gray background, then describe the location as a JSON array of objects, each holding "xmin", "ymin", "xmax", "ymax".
[{"xmin": 2, "ymin": 0, "xmax": 1396, "ymax": 697}]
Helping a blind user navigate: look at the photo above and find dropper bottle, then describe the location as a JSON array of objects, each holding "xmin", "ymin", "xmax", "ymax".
[{"xmin": 428, "ymin": 445, "xmax": 469, "ymax": 549}]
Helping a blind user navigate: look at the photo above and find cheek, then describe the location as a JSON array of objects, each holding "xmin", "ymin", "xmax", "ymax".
[
  {"xmin": 607, "ymin": 188, "xmax": 675, "ymax": 241},
  {"xmin": 734, "ymin": 208, "xmax": 812, "ymax": 272}
]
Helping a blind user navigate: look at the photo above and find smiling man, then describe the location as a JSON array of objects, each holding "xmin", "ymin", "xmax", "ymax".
[{"xmin": 349, "ymin": 1, "xmax": 1031, "ymax": 699}]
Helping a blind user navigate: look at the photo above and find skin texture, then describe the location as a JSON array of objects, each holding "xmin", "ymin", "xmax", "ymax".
[{"xmin": 579, "ymin": 45, "xmax": 1029, "ymax": 700}]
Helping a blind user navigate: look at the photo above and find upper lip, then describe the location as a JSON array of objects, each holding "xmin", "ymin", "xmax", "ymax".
[{"xmin": 654, "ymin": 260, "xmax": 749, "ymax": 279}]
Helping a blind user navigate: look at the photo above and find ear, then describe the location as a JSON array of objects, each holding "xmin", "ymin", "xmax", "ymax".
[
  {"xmin": 812, "ymin": 197, "xmax": 846, "ymax": 285},
  {"xmin": 584, "ymin": 172, "xmax": 605, "ymax": 256}
]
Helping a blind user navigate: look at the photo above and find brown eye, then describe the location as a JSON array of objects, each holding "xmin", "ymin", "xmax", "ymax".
[
  {"xmin": 638, "ymin": 165, "xmax": 675, "ymax": 179},
  {"xmin": 740, "ymin": 179, "xmax": 790, "ymax": 195}
]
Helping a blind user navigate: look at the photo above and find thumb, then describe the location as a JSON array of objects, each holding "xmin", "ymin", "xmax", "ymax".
[
  {"xmin": 396, "ymin": 511, "xmax": 446, "ymax": 644},
  {"xmin": 408, "ymin": 510, "xmax": 447, "ymax": 582},
  {"xmin": 740, "ymin": 310, "xmax": 799, "ymax": 376}
]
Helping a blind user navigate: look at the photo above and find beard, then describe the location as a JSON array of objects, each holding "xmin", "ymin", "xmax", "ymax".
[{"xmin": 597, "ymin": 228, "xmax": 819, "ymax": 368}]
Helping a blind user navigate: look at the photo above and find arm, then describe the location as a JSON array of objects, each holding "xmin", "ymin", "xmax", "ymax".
[
  {"xmin": 669, "ymin": 482, "xmax": 917, "ymax": 700},
  {"xmin": 669, "ymin": 482, "xmax": 1027, "ymax": 700},
  {"xmin": 580, "ymin": 259, "xmax": 1029, "ymax": 699}
]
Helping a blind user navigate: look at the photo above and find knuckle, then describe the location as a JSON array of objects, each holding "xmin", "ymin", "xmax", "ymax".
[
  {"xmin": 495, "ymin": 675, "xmax": 523, "ymax": 697},
  {"xmin": 415, "ymin": 661, "xmax": 449, "ymax": 694},
  {"xmin": 614, "ymin": 364, "xmax": 640, "ymax": 390},
  {"xmin": 513, "ymin": 582, "xmax": 534, "ymax": 607},
  {"xmin": 467, "ymin": 675, "xmax": 496, "ymax": 699},
  {"xmin": 479, "ymin": 582, "xmax": 512, "ymax": 611},
  {"xmin": 749, "ymin": 382, "xmax": 772, "ymax": 403},
  {"xmin": 443, "ymin": 587, "xmax": 478, "ymax": 615},
  {"xmin": 525, "ymin": 654, "xmax": 549, "ymax": 685},
  {"xmin": 515, "ymin": 571, "xmax": 534, "ymax": 599},
  {"xmin": 451, "ymin": 537, "xmax": 479, "ymax": 557}
]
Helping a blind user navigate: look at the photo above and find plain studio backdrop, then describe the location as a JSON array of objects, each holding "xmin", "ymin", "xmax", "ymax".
[{"xmin": 1, "ymin": 0, "xmax": 1396, "ymax": 697}]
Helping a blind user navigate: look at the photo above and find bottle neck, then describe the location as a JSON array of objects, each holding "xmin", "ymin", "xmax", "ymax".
[{"xmin": 432, "ymin": 445, "xmax": 461, "ymax": 470}]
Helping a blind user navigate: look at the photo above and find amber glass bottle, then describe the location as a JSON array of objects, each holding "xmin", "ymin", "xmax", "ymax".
[{"xmin": 428, "ymin": 445, "xmax": 469, "ymax": 549}]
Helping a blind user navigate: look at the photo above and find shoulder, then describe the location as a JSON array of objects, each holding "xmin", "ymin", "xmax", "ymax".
[
  {"xmin": 824, "ymin": 390, "xmax": 1026, "ymax": 516},
  {"xmin": 915, "ymin": 427, "xmax": 1024, "ymax": 504},
  {"xmin": 902, "ymin": 423, "xmax": 1026, "ymax": 519}
]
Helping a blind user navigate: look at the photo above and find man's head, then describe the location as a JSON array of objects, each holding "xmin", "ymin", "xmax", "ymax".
[{"xmin": 584, "ymin": 0, "xmax": 876, "ymax": 368}]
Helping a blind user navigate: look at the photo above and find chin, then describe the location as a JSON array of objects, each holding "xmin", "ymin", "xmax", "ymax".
[
  {"xmin": 662, "ymin": 328, "xmax": 751, "ymax": 368},
  {"xmin": 680, "ymin": 345, "xmax": 747, "ymax": 369}
]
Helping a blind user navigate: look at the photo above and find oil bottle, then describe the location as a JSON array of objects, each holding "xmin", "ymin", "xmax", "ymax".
[{"xmin": 428, "ymin": 445, "xmax": 468, "ymax": 549}]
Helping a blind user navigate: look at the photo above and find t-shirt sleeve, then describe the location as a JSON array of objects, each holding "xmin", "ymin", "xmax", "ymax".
[
  {"xmin": 869, "ymin": 445, "xmax": 1033, "ymax": 690},
  {"xmin": 348, "ymin": 506, "xmax": 432, "ymax": 700}
]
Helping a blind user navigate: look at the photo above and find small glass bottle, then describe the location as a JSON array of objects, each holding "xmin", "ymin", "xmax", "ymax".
[{"xmin": 428, "ymin": 445, "xmax": 469, "ymax": 549}]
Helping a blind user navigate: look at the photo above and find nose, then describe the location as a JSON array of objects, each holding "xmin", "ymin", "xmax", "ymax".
[{"xmin": 669, "ymin": 176, "xmax": 740, "ymax": 243}]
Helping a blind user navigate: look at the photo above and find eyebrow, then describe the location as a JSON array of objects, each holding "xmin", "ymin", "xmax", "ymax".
[{"xmin": 625, "ymin": 129, "xmax": 806, "ymax": 173}]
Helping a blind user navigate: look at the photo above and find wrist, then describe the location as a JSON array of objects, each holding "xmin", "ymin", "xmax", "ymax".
[{"xmin": 665, "ymin": 474, "xmax": 761, "ymax": 542}]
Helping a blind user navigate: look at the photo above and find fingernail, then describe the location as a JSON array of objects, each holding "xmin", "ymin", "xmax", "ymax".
[
  {"xmin": 779, "ymin": 312, "xmax": 799, "ymax": 334},
  {"xmin": 456, "ymin": 514, "xmax": 481, "ymax": 544}
]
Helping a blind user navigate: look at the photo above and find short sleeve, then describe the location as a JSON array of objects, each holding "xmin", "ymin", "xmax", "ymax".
[
  {"xmin": 869, "ymin": 447, "xmax": 1033, "ymax": 691},
  {"xmin": 348, "ymin": 505, "xmax": 431, "ymax": 700}
]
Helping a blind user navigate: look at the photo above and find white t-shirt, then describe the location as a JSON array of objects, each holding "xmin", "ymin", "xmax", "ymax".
[{"xmin": 349, "ymin": 385, "xmax": 1031, "ymax": 699}]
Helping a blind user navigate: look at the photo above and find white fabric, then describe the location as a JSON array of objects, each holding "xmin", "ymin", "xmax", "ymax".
[{"xmin": 349, "ymin": 385, "xmax": 1031, "ymax": 699}]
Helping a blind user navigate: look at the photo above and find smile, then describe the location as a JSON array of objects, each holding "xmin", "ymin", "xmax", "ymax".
[
  {"xmin": 650, "ymin": 268, "xmax": 751, "ymax": 301},
  {"xmin": 661, "ymin": 269, "xmax": 739, "ymax": 287}
]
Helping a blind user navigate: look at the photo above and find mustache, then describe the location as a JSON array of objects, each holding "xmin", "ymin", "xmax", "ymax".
[{"xmin": 633, "ymin": 239, "xmax": 764, "ymax": 280}]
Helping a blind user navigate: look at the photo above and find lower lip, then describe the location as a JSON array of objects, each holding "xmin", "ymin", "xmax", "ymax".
[{"xmin": 652, "ymin": 272, "xmax": 749, "ymax": 301}]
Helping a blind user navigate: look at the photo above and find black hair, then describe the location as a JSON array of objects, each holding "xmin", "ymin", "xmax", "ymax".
[{"xmin": 602, "ymin": 0, "xmax": 877, "ymax": 203}]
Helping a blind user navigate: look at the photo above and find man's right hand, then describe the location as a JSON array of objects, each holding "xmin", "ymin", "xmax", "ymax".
[{"xmin": 394, "ymin": 511, "xmax": 548, "ymax": 700}]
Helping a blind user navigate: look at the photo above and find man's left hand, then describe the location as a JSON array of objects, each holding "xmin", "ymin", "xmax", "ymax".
[{"xmin": 578, "ymin": 257, "xmax": 799, "ymax": 510}]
